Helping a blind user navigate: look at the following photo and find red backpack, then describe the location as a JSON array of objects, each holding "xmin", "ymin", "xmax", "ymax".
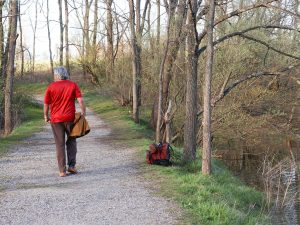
[{"xmin": 146, "ymin": 143, "xmax": 172, "ymax": 166}]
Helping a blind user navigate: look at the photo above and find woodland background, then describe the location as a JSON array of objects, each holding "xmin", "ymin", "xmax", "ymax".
[{"xmin": 0, "ymin": 0, "xmax": 299, "ymax": 176}]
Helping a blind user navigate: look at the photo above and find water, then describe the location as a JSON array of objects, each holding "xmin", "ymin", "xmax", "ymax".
[{"xmin": 218, "ymin": 150, "xmax": 300, "ymax": 225}]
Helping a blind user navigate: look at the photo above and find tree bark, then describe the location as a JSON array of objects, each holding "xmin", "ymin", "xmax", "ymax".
[
  {"xmin": 106, "ymin": 0, "xmax": 114, "ymax": 81},
  {"xmin": 46, "ymin": 0, "xmax": 54, "ymax": 76},
  {"xmin": 151, "ymin": 0, "xmax": 187, "ymax": 137},
  {"xmin": 0, "ymin": 0, "xmax": 4, "ymax": 78},
  {"xmin": 4, "ymin": 0, "xmax": 18, "ymax": 135},
  {"xmin": 64, "ymin": 0, "xmax": 70, "ymax": 74},
  {"xmin": 156, "ymin": 0, "xmax": 160, "ymax": 47},
  {"xmin": 58, "ymin": 0, "xmax": 63, "ymax": 65},
  {"xmin": 84, "ymin": 0, "xmax": 91, "ymax": 59},
  {"xmin": 0, "ymin": 0, "xmax": 5, "ymax": 129},
  {"xmin": 202, "ymin": 0, "xmax": 215, "ymax": 175},
  {"xmin": 129, "ymin": 0, "xmax": 142, "ymax": 123},
  {"xmin": 32, "ymin": 0, "xmax": 38, "ymax": 74},
  {"xmin": 156, "ymin": 2, "xmax": 172, "ymax": 143},
  {"xmin": 129, "ymin": 0, "xmax": 149, "ymax": 123},
  {"xmin": 162, "ymin": 0, "xmax": 187, "ymax": 110},
  {"xmin": 183, "ymin": 0, "xmax": 198, "ymax": 162},
  {"xmin": 92, "ymin": 0, "xmax": 98, "ymax": 63},
  {"xmin": 18, "ymin": 1, "xmax": 24, "ymax": 77}
]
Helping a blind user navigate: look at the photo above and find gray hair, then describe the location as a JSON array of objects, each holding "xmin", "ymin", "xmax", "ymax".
[{"xmin": 54, "ymin": 66, "xmax": 69, "ymax": 80}]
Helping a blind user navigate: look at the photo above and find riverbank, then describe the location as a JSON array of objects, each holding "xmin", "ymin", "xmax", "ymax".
[{"xmin": 84, "ymin": 90, "xmax": 272, "ymax": 225}]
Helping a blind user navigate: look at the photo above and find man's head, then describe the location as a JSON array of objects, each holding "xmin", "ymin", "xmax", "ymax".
[{"xmin": 54, "ymin": 66, "xmax": 69, "ymax": 81}]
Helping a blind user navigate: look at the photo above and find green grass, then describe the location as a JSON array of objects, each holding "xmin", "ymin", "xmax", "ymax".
[
  {"xmin": 84, "ymin": 90, "xmax": 271, "ymax": 225},
  {"xmin": 14, "ymin": 82, "xmax": 48, "ymax": 95},
  {"xmin": 84, "ymin": 91, "xmax": 153, "ymax": 147},
  {"xmin": 0, "ymin": 100, "xmax": 44, "ymax": 156}
]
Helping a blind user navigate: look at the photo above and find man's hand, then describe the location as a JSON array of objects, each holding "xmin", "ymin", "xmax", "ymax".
[
  {"xmin": 44, "ymin": 116, "xmax": 50, "ymax": 123},
  {"xmin": 43, "ymin": 104, "xmax": 50, "ymax": 123}
]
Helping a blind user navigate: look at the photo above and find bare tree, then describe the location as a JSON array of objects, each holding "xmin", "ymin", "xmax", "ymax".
[
  {"xmin": 156, "ymin": 0, "xmax": 160, "ymax": 47},
  {"xmin": 0, "ymin": 0, "xmax": 5, "ymax": 79},
  {"xmin": 46, "ymin": 0, "xmax": 54, "ymax": 76},
  {"xmin": 58, "ymin": 0, "xmax": 63, "ymax": 65},
  {"xmin": 64, "ymin": 0, "xmax": 70, "ymax": 73},
  {"xmin": 4, "ymin": 0, "xmax": 18, "ymax": 135},
  {"xmin": 128, "ymin": 0, "xmax": 150, "ymax": 123},
  {"xmin": 0, "ymin": 0, "xmax": 5, "ymax": 129},
  {"xmin": 30, "ymin": 0, "xmax": 38, "ymax": 74},
  {"xmin": 92, "ymin": 0, "xmax": 98, "ymax": 63},
  {"xmin": 202, "ymin": 0, "xmax": 215, "ymax": 175},
  {"xmin": 183, "ymin": 0, "xmax": 198, "ymax": 162},
  {"xmin": 151, "ymin": 0, "xmax": 187, "ymax": 141},
  {"xmin": 155, "ymin": 0, "xmax": 172, "ymax": 143},
  {"xmin": 106, "ymin": 0, "xmax": 114, "ymax": 81},
  {"xmin": 181, "ymin": 0, "xmax": 287, "ymax": 163},
  {"xmin": 83, "ymin": 0, "xmax": 92, "ymax": 60},
  {"xmin": 18, "ymin": 1, "xmax": 24, "ymax": 77}
]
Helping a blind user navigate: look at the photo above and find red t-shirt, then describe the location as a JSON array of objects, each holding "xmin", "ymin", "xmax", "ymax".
[{"xmin": 44, "ymin": 80, "xmax": 82, "ymax": 123}]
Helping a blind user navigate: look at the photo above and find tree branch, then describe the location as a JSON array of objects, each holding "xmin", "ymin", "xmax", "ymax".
[
  {"xmin": 196, "ymin": 63, "xmax": 300, "ymax": 117},
  {"xmin": 140, "ymin": 0, "xmax": 150, "ymax": 33},
  {"xmin": 265, "ymin": 4, "xmax": 300, "ymax": 20},
  {"xmin": 197, "ymin": 25, "xmax": 300, "ymax": 59},
  {"xmin": 214, "ymin": 63, "xmax": 300, "ymax": 106},
  {"xmin": 198, "ymin": 0, "xmax": 278, "ymax": 41},
  {"xmin": 240, "ymin": 34, "xmax": 300, "ymax": 60}
]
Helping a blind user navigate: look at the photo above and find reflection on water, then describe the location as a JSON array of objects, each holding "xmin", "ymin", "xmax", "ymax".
[{"xmin": 217, "ymin": 150, "xmax": 300, "ymax": 225}]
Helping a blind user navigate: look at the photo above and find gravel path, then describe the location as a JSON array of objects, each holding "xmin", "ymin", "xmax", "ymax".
[{"xmin": 0, "ymin": 107, "xmax": 180, "ymax": 225}]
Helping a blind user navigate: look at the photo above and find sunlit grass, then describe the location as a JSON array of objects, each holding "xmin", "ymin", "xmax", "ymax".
[{"xmin": 15, "ymin": 82, "xmax": 48, "ymax": 95}]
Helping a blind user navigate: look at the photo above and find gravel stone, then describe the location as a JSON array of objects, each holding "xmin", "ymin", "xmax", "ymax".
[{"xmin": 0, "ymin": 108, "xmax": 180, "ymax": 225}]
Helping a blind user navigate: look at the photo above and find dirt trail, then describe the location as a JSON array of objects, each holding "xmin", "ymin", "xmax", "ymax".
[{"xmin": 0, "ymin": 107, "xmax": 180, "ymax": 225}]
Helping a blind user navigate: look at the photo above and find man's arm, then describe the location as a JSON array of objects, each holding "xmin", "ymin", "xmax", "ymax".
[
  {"xmin": 43, "ymin": 104, "xmax": 50, "ymax": 122},
  {"xmin": 77, "ymin": 97, "xmax": 86, "ymax": 116}
]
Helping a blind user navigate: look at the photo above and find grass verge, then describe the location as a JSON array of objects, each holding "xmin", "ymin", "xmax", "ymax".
[
  {"xmin": 84, "ymin": 90, "xmax": 271, "ymax": 225},
  {"xmin": 0, "ymin": 98, "xmax": 44, "ymax": 157}
]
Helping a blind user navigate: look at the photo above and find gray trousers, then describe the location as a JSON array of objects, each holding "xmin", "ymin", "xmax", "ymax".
[{"xmin": 51, "ymin": 122, "xmax": 77, "ymax": 173}]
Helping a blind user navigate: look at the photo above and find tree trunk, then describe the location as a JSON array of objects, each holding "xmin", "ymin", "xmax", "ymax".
[
  {"xmin": 18, "ymin": 1, "xmax": 24, "ymax": 77},
  {"xmin": 84, "ymin": 0, "xmax": 90, "ymax": 59},
  {"xmin": 156, "ymin": 2, "xmax": 172, "ymax": 143},
  {"xmin": 92, "ymin": 0, "xmax": 98, "ymax": 63},
  {"xmin": 0, "ymin": 0, "xmax": 4, "ymax": 78},
  {"xmin": 151, "ymin": 0, "xmax": 187, "ymax": 137},
  {"xmin": 183, "ymin": 0, "xmax": 198, "ymax": 162},
  {"xmin": 32, "ymin": 0, "xmax": 38, "ymax": 74},
  {"xmin": 0, "ymin": 0, "xmax": 5, "ymax": 130},
  {"xmin": 129, "ymin": 0, "xmax": 141, "ymax": 123},
  {"xmin": 64, "ymin": 0, "xmax": 70, "ymax": 74},
  {"xmin": 4, "ymin": 0, "xmax": 18, "ymax": 135},
  {"xmin": 202, "ymin": 0, "xmax": 215, "ymax": 175},
  {"xmin": 162, "ymin": 0, "xmax": 187, "ymax": 110},
  {"xmin": 46, "ymin": 0, "xmax": 54, "ymax": 76},
  {"xmin": 58, "ymin": 0, "xmax": 63, "ymax": 65},
  {"xmin": 294, "ymin": 0, "xmax": 299, "ymax": 41},
  {"xmin": 106, "ymin": 0, "xmax": 114, "ymax": 81},
  {"xmin": 156, "ymin": 0, "xmax": 160, "ymax": 47}
]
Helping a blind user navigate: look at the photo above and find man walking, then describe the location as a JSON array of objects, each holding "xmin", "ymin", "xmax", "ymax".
[{"xmin": 44, "ymin": 67, "xmax": 86, "ymax": 177}]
